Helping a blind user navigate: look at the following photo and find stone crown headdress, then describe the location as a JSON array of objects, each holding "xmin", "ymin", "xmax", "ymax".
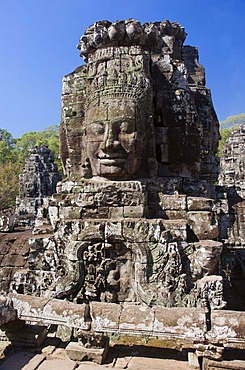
[
  {"xmin": 78, "ymin": 19, "xmax": 186, "ymax": 61},
  {"xmin": 85, "ymin": 70, "xmax": 151, "ymax": 108}
]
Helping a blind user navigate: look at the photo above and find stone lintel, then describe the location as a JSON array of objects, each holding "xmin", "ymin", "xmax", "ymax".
[
  {"xmin": 119, "ymin": 303, "xmax": 154, "ymax": 335},
  {"xmin": 7, "ymin": 294, "xmax": 245, "ymax": 351},
  {"xmin": 207, "ymin": 310, "xmax": 245, "ymax": 344},
  {"xmin": 153, "ymin": 307, "xmax": 206, "ymax": 340},
  {"xmin": 90, "ymin": 301, "xmax": 121, "ymax": 332}
]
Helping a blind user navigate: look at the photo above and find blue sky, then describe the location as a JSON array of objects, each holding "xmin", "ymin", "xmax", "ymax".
[{"xmin": 0, "ymin": 0, "xmax": 244, "ymax": 138}]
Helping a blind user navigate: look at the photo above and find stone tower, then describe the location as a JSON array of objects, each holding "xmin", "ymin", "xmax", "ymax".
[
  {"xmin": 15, "ymin": 145, "xmax": 61, "ymax": 215},
  {"xmin": 10, "ymin": 20, "xmax": 225, "ymax": 311},
  {"xmin": 60, "ymin": 20, "xmax": 220, "ymax": 197}
]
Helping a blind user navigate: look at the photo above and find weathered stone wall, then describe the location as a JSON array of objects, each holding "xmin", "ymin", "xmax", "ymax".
[
  {"xmin": 219, "ymin": 125, "xmax": 245, "ymax": 199},
  {"xmin": 217, "ymin": 125, "xmax": 245, "ymax": 310}
]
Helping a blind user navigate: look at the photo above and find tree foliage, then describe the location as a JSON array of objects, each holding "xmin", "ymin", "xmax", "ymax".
[
  {"xmin": 218, "ymin": 126, "xmax": 240, "ymax": 157},
  {"xmin": 0, "ymin": 162, "xmax": 22, "ymax": 211},
  {"xmin": 0, "ymin": 129, "xmax": 17, "ymax": 164},
  {"xmin": 218, "ymin": 113, "xmax": 244, "ymax": 157},
  {"xmin": 220, "ymin": 113, "xmax": 245, "ymax": 129},
  {"xmin": 15, "ymin": 125, "xmax": 60, "ymax": 164},
  {"xmin": 0, "ymin": 125, "xmax": 61, "ymax": 211}
]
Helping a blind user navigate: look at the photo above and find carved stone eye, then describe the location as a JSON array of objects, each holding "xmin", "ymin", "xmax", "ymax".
[
  {"xmin": 90, "ymin": 122, "xmax": 105, "ymax": 135},
  {"xmin": 120, "ymin": 120, "xmax": 135, "ymax": 134}
]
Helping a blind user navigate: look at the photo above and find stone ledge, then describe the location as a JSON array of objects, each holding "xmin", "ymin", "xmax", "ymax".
[{"xmin": 4, "ymin": 294, "xmax": 245, "ymax": 352}]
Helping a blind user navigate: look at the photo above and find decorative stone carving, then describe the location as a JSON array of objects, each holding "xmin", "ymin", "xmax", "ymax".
[
  {"xmin": 60, "ymin": 19, "xmax": 219, "ymax": 197},
  {"xmin": 15, "ymin": 145, "xmax": 61, "ymax": 216},
  {"xmin": 217, "ymin": 125, "xmax": 245, "ymax": 310},
  {"xmin": 0, "ymin": 210, "xmax": 16, "ymax": 232},
  {"xmin": 219, "ymin": 125, "xmax": 245, "ymax": 199}
]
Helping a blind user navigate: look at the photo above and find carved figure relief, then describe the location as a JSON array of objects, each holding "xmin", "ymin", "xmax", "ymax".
[{"xmin": 78, "ymin": 242, "xmax": 132, "ymax": 303}]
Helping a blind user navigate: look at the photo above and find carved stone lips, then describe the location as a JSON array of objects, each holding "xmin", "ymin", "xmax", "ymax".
[
  {"xmin": 98, "ymin": 151, "xmax": 127, "ymax": 165},
  {"xmin": 99, "ymin": 158, "xmax": 126, "ymax": 165}
]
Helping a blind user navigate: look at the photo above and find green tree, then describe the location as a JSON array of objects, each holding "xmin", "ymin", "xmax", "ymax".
[
  {"xmin": 15, "ymin": 125, "xmax": 60, "ymax": 165},
  {"xmin": 220, "ymin": 113, "xmax": 245, "ymax": 129},
  {"xmin": 218, "ymin": 126, "xmax": 240, "ymax": 156},
  {"xmin": 218, "ymin": 113, "xmax": 244, "ymax": 156},
  {"xmin": 0, "ymin": 161, "xmax": 22, "ymax": 210},
  {"xmin": 0, "ymin": 129, "xmax": 17, "ymax": 164}
]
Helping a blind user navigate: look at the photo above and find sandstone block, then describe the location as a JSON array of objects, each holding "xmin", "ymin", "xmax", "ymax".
[
  {"xmin": 123, "ymin": 205, "xmax": 144, "ymax": 218},
  {"xmin": 22, "ymin": 354, "xmax": 46, "ymax": 370},
  {"xmin": 48, "ymin": 206, "xmax": 59, "ymax": 228},
  {"xmin": 164, "ymin": 210, "xmax": 187, "ymax": 219},
  {"xmin": 38, "ymin": 358, "xmax": 77, "ymax": 370},
  {"xmin": 207, "ymin": 310, "xmax": 245, "ymax": 342},
  {"xmin": 120, "ymin": 191, "xmax": 146, "ymax": 207},
  {"xmin": 0, "ymin": 298, "xmax": 17, "ymax": 326},
  {"xmin": 60, "ymin": 206, "xmax": 81, "ymax": 220},
  {"xmin": 159, "ymin": 194, "xmax": 187, "ymax": 210},
  {"xmin": 43, "ymin": 299, "xmax": 88, "ymax": 330},
  {"xmin": 162, "ymin": 220, "xmax": 187, "ymax": 241},
  {"xmin": 66, "ymin": 341, "xmax": 108, "ymax": 365},
  {"xmin": 77, "ymin": 220, "xmax": 104, "ymax": 241},
  {"xmin": 153, "ymin": 307, "xmax": 206, "ymax": 340},
  {"xmin": 90, "ymin": 301, "xmax": 120, "ymax": 332},
  {"xmin": 105, "ymin": 221, "xmax": 123, "ymax": 241},
  {"xmin": 108, "ymin": 207, "xmax": 124, "ymax": 218},
  {"xmin": 123, "ymin": 220, "xmax": 149, "ymax": 242},
  {"xmin": 187, "ymin": 197, "xmax": 214, "ymax": 211},
  {"xmin": 119, "ymin": 303, "xmax": 154, "ymax": 335},
  {"xmin": 187, "ymin": 211, "xmax": 219, "ymax": 239}
]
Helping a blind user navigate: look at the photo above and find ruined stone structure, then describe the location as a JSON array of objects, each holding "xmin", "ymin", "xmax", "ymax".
[
  {"xmin": 219, "ymin": 125, "xmax": 245, "ymax": 199},
  {"xmin": 0, "ymin": 19, "xmax": 244, "ymax": 369},
  {"xmin": 217, "ymin": 125, "xmax": 245, "ymax": 310},
  {"xmin": 8, "ymin": 19, "xmax": 224, "ymax": 311},
  {"xmin": 15, "ymin": 145, "xmax": 62, "ymax": 216},
  {"xmin": 60, "ymin": 19, "xmax": 219, "ymax": 197}
]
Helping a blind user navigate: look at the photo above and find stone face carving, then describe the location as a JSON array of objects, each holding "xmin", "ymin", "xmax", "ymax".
[
  {"xmin": 9, "ymin": 19, "xmax": 225, "ymax": 314},
  {"xmin": 15, "ymin": 145, "xmax": 62, "ymax": 216},
  {"xmin": 0, "ymin": 20, "xmax": 245, "ymax": 368},
  {"xmin": 60, "ymin": 19, "xmax": 219, "ymax": 195},
  {"xmin": 219, "ymin": 125, "xmax": 245, "ymax": 199},
  {"xmin": 84, "ymin": 95, "xmax": 152, "ymax": 179}
]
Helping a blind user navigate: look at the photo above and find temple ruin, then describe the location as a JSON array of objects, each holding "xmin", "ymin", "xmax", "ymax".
[
  {"xmin": 16, "ymin": 145, "xmax": 62, "ymax": 216},
  {"xmin": 0, "ymin": 19, "xmax": 244, "ymax": 369}
]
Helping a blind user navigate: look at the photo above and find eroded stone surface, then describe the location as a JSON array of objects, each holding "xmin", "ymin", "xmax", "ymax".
[{"xmin": 217, "ymin": 125, "xmax": 245, "ymax": 311}]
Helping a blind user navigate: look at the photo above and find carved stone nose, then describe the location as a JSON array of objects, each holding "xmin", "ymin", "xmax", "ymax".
[
  {"xmin": 105, "ymin": 127, "xmax": 115, "ymax": 146},
  {"xmin": 101, "ymin": 124, "xmax": 120, "ymax": 151}
]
